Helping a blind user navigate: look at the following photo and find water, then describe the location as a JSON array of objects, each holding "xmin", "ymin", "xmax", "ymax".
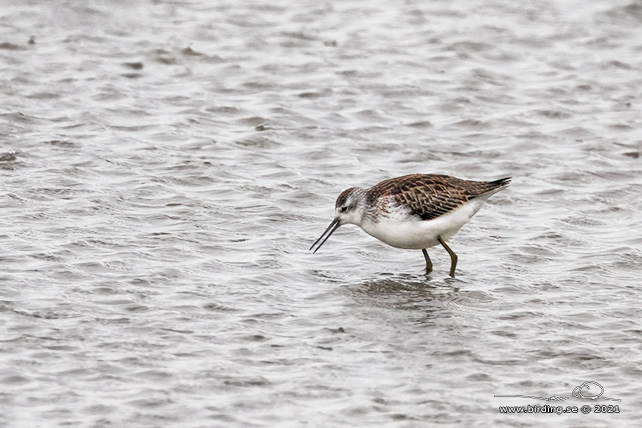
[{"xmin": 1, "ymin": 0, "xmax": 641, "ymax": 426}]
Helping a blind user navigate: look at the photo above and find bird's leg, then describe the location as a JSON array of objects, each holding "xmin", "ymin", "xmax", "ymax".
[
  {"xmin": 437, "ymin": 237, "xmax": 458, "ymax": 277},
  {"xmin": 422, "ymin": 249, "xmax": 433, "ymax": 274}
]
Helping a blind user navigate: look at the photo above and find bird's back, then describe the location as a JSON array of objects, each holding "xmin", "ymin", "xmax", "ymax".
[{"xmin": 367, "ymin": 174, "xmax": 510, "ymax": 221}]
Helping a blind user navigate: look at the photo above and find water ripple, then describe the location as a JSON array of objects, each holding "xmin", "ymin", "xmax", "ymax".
[{"xmin": 0, "ymin": 0, "xmax": 640, "ymax": 426}]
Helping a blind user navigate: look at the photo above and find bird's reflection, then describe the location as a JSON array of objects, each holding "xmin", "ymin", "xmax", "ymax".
[{"xmin": 343, "ymin": 272, "xmax": 471, "ymax": 321}]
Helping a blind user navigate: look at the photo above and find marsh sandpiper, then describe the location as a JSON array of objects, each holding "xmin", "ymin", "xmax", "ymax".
[{"xmin": 310, "ymin": 174, "xmax": 511, "ymax": 276}]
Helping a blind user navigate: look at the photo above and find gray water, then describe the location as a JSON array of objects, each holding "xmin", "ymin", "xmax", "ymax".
[{"xmin": 1, "ymin": 0, "xmax": 641, "ymax": 427}]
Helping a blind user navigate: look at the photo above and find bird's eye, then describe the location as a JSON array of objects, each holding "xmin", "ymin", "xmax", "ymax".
[{"xmin": 340, "ymin": 206, "xmax": 348, "ymax": 212}]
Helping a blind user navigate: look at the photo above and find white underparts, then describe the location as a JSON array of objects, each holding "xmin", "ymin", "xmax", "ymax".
[{"xmin": 358, "ymin": 197, "xmax": 490, "ymax": 249}]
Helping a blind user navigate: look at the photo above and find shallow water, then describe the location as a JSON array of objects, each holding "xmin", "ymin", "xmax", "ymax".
[{"xmin": 1, "ymin": 0, "xmax": 641, "ymax": 426}]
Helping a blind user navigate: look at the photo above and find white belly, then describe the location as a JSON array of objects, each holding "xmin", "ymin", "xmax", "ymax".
[{"xmin": 359, "ymin": 199, "xmax": 487, "ymax": 249}]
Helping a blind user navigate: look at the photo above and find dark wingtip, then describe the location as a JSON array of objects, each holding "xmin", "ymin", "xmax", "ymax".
[{"xmin": 492, "ymin": 177, "xmax": 511, "ymax": 187}]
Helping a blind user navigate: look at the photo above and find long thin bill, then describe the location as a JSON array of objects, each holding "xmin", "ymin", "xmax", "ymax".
[{"xmin": 309, "ymin": 217, "xmax": 341, "ymax": 253}]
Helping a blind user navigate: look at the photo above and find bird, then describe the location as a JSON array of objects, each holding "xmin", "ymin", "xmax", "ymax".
[{"xmin": 310, "ymin": 173, "xmax": 511, "ymax": 276}]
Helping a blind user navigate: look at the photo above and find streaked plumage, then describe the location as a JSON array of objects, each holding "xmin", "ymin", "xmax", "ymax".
[{"xmin": 310, "ymin": 173, "xmax": 511, "ymax": 276}]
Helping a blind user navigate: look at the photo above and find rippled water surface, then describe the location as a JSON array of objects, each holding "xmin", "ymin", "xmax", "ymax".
[{"xmin": 1, "ymin": 0, "xmax": 642, "ymax": 426}]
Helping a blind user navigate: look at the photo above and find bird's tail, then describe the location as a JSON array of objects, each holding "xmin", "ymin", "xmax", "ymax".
[
  {"xmin": 475, "ymin": 177, "xmax": 511, "ymax": 199},
  {"xmin": 490, "ymin": 177, "xmax": 511, "ymax": 189}
]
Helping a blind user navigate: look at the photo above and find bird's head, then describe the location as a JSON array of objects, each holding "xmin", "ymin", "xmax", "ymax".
[{"xmin": 309, "ymin": 187, "xmax": 366, "ymax": 253}]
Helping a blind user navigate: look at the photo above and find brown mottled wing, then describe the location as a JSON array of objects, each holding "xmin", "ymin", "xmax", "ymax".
[{"xmin": 368, "ymin": 174, "xmax": 510, "ymax": 221}]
